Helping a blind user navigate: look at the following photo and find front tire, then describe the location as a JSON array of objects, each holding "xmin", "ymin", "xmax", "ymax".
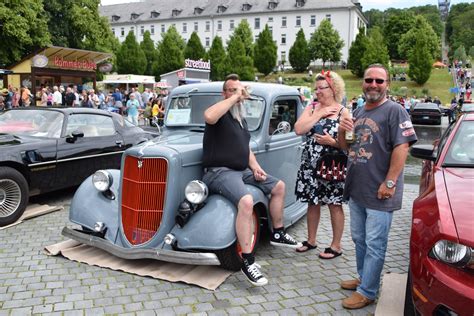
[
  {"xmin": 215, "ymin": 208, "xmax": 261, "ymax": 271},
  {"xmin": 0, "ymin": 167, "xmax": 29, "ymax": 227}
]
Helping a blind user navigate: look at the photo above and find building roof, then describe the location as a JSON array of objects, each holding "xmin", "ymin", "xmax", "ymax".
[{"xmin": 100, "ymin": 0, "xmax": 363, "ymax": 24}]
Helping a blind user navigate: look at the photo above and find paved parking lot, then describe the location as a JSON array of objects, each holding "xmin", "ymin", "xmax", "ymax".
[{"xmin": 0, "ymin": 184, "xmax": 417, "ymax": 315}]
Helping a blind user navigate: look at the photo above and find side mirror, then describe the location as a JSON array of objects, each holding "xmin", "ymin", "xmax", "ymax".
[
  {"xmin": 410, "ymin": 144, "xmax": 436, "ymax": 161},
  {"xmin": 66, "ymin": 130, "xmax": 84, "ymax": 143}
]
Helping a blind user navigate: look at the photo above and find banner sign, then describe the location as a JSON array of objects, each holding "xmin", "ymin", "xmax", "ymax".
[
  {"xmin": 184, "ymin": 59, "xmax": 210, "ymax": 70},
  {"xmin": 53, "ymin": 56, "xmax": 97, "ymax": 71}
]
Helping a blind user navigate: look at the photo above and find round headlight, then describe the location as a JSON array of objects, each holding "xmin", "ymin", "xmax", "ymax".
[
  {"xmin": 432, "ymin": 240, "xmax": 471, "ymax": 266},
  {"xmin": 92, "ymin": 170, "xmax": 113, "ymax": 192},
  {"xmin": 185, "ymin": 180, "xmax": 208, "ymax": 204}
]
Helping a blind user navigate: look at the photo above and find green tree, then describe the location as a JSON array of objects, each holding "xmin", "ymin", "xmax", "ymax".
[
  {"xmin": 208, "ymin": 36, "xmax": 227, "ymax": 81},
  {"xmin": 407, "ymin": 29, "xmax": 433, "ymax": 85},
  {"xmin": 347, "ymin": 28, "xmax": 369, "ymax": 78},
  {"xmin": 0, "ymin": 0, "xmax": 51, "ymax": 67},
  {"xmin": 446, "ymin": 3, "xmax": 474, "ymax": 58},
  {"xmin": 408, "ymin": 5, "xmax": 443, "ymax": 37},
  {"xmin": 184, "ymin": 32, "xmax": 206, "ymax": 60},
  {"xmin": 361, "ymin": 27, "xmax": 390, "ymax": 71},
  {"xmin": 140, "ymin": 31, "xmax": 157, "ymax": 75},
  {"xmin": 383, "ymin": 11, "xmax": 415, "ymax": 60},
  {"xmin": 43, "ymin": 0, "xmax": 117, "ymax": 52},
  {"xmin": 308, "ymin": 19, "xmax": 344, "ymax": 67},
  {"xmin": 469, "ymin": 46, "xmax": 474, "ymax": 59},
  {"xmin": 254, "ymin": 25, "xmax": 277, "ymax": 76},
  {"xmin": 225, "ymin": 33, "xmax": 254, "ymax": 81},
  {"xmin": 453, "ymin": 45, "xmax": 468, "ymax": 64},
  {"xmin": 233, "ymin": 20, "xmax": 254, "ymax": 58},
  {"xmin": 398, "ymin": 16, "xmax": 440, "ymax": 61},
  {"xmin": 116, "ymin": 31, "xmax": 146, "ymax": 74},
  {"xmin": 154, "ymin": 26, "xmax": 185, "ymax": 76},
  {"xmin": 289, "ymin": 29, "xmax": 311, "ymax": 72},
  {"xmin": 364, "ymin": 9, "xmax": 385, "ymax": 29}
]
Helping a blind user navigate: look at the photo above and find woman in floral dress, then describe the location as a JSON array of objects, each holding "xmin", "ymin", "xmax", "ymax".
[{"xmin": 294, "ymin": 71, "xmax": 348, "ymax": 259}]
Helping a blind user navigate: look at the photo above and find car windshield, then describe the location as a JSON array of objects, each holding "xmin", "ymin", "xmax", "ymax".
[
  {"xmin": 444, "ymin": 121, "xmax": 474, "ymax": 167},
  {"xmin": 0, "ymin": 110, "xmax": 64, "ymax": 138},
  {"xmin": 414, "ymin": 103, "xmax": 438, "ymax": 110},
  {"xmin": 462, "ymin": 104, "xmax": 474, "ymax": 112},
  {"xmin": 165, "ymin": 94, "xmax": 265, "ymax": 131}
]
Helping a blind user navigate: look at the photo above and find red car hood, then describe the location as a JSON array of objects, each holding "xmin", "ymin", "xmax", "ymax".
[{"xmin": 443, "ymin": 168, "xmax": 474, "ymax": 246}]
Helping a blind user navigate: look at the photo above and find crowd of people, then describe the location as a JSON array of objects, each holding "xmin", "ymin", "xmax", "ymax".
[
  {"xmin": 203, "ymin": 64, "xmax": 417, "ymax": 311},
  {"xmin": 0, "ymin": 84, "xmax": 168, "ymax": 126}
]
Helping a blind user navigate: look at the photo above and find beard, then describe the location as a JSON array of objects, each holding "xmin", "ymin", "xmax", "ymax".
[
  {"xmin": 230, "ymin": 102, "xmax": 245, "ymax": 127},
  {"xmin": 363, "ymin": 87, "xmax": 386, "ymax": 104}
]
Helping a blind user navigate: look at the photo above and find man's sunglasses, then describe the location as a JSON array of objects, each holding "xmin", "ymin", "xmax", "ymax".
[{"xmin": 364, "ymin": 78, "xmax": 386, "ymax": 84}]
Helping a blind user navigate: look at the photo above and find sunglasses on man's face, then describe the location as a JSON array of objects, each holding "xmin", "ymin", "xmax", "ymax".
[{"xmin": 364, "ymin": 78, "xmax": 386, "ymax": 84}]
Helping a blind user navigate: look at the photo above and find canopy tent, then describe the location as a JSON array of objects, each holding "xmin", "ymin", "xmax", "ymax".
[{"xmin": 101, "ymin": 74, "xmax": 155, "ymax": 90}]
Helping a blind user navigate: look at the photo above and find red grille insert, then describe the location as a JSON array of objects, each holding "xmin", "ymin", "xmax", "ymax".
[{"xmin": 121, "ymin": 156, "xmax": 168, "ymax": 245}]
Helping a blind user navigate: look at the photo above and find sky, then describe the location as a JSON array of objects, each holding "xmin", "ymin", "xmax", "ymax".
[{"xmin": 100, "ymin": 0, "xmax": 471, "ymax": 11}]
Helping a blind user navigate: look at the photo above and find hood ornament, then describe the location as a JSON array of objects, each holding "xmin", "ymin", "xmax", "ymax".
[{"xmin": 137, "ymin": 159, "xmax": 143, "ymax": 169}]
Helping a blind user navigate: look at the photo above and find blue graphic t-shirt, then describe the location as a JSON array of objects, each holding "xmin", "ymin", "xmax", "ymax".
[{"xmin": 343, "ymin": 99, "xmax": 417, "ymax": 211}]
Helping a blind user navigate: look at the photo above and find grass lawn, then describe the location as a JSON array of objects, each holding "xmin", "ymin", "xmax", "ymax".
[{"xmin": 261, "ymin": 68, "xmax": 455, "ymax": 105}]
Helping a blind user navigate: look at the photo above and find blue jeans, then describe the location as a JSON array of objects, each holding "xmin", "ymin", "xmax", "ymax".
[{"xmin": 349, "ymin": 198, "xmax": 393, "ymax": 300}]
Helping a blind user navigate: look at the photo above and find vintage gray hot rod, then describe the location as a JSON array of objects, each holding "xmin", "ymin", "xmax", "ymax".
[{"xmin": 63, "ymin": 82, "xmax": 308, "ymax": 271}]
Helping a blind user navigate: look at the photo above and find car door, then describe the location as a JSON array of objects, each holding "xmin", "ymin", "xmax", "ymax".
[
  {"xmin": 54, "ymin": 113, "xmax": 125, "ymax": 189},
  {"xmin": 257, "ymin": 96, "xmax": 304, "ymax": 207}
]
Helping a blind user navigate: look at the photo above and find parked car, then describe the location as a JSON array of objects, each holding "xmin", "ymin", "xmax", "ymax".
[
  {"xmin": 62, "ymin": 82, "xmax": 307, "ymax": 271},
  {"xmin": 405, "ymin": 113, "xmax": 474, "ymax": 315},
  {"xmin": 0, "ymin": 107, "xmax": 156, "ymax": 226},
  {"xmin": 410, "ymin": 102, "xmax": 443, "ymax": 125},
  {"xmin": 461, "ymin": 102, "xmax": 474, "ymax": 113}
]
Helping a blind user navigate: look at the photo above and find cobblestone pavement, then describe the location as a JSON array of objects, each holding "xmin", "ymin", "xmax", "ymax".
[{"xmin": 0, "ymin": 184, "xmax": 418, "ymax": 315}]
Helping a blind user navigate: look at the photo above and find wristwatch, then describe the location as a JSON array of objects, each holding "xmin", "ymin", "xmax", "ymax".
[{"xmin": 385, "ymin": 180, "xmax": 396, "ymax": 189}]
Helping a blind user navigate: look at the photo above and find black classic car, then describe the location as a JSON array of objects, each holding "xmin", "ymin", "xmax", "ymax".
[
  {"xmin": 0, "ymin": 107, "xmax": 156, "ymax": 226},
  {"xmin": 410, "ymin": 102, "xmax": 443, "ymax": 125}
]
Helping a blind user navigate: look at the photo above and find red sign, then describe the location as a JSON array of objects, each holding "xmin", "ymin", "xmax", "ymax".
[{"xmin": 53, "ymin": 56, "xmax": 97, "ymax": 70}]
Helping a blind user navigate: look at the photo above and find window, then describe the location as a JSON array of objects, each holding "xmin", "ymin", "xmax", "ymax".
[
  {"xmin": 120, "ymin": 27, "xmax": 124, "ymax": 36},
  {"xmin": 183, "ymin": 23, "xmax": 187, "ymax": 33},
  {"xmin": 268, "ymin": 17, "xmax": 273, "ymax": 23},
  {"xmin": 326, "ymin": 14, "xmax": 331, "ymax": 22},
  {"xmin": 230, "ymin": 20, "xmax": 234, "ymax": 30},
  {"xmin": 242, "ymin": 3, "xmax": 252, "ymax": 11},
  {"xmin": 269, "ymin": 26, "xmax": 273, "ymax": 36},
  {"xmin": 131, "ymin": 27, "xmax": 134, "ymax": 34},
  {"xmin": 131, "ymin": 13, "xmax": 139, "ymax": 20},
  {"xmin": 172, "ymin": 9, "xmax": 182, "ymax": 17},
  {"xmin": 112, "ymin": 15, "xmax": 120, "ymax": 22},
  {"xmin": 217, "ymin": 5, "xmax": 227, "ymax": 13},
  {"xmin": 310, "ymin": 15, "xmax": 316, "ymax": 26},
  {"xmin": 255, "ymin": 17, "xmax": 260, "ymax": 29},
  {"xmin": 282, "ymin": 16, "xmax": 287, "ymax": 27},
  {"xmin": 111, "ymin": 28, "xmax": 115, "ymax": 36},
  {"xmin": 296, "ymin": 16, "xmax": 301, "ymax": 27},
  {"xmin": 269, "ymin": 99, "xmax": 298, "ymax": 135},
  {"xmin": 281, "ymin": 34, "xmax": 286, "ymax": 45},
  {"xmin": 161, "ymin": 24, "xmax": 165, "ymax": 33},
  {"xmin": 66, "ymin": 114, "xmax": 115, "ymax": 138},
  {"xmin": 205, "ymin": 37, "xmax": 210, "ymax": 47},
  {"xmin": 150, "ymin": 25, "xmax": 154, "ymax": 35},
  {"xmin": 281, "ymin": 51, "xmax": 286, "ymax": 63},
  {"xmin": 140, "ymin": 26, "xmax": 144, "ymax": 35},
  {"xmin": 150, "ymin": 10, "xmax": 159, "ymax": 18},
  {"xmin": 194, "ymin": 22, "xmax": 198, "ymax": 32},
  {"xmin": 194, "ymin": 7, "xmax": 203, "ymax": 15},
  {"xmin": 268, "ymin": 1, "xmax": 278, "ymax": 10},
  {"xmin": 217, "ymin": 20, "xmax": 222, "ymax": 31},
  {"xmin": 295, "ymin": 0, "xmax": 306, "ymax": 8},
  {"xmin": 205, "ymin": 21, "xmax": 210, "ymax": 32}
]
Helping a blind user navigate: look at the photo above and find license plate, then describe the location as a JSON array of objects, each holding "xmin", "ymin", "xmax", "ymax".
[{"xmin": 423, "ymin": 116, "xmax": 430, "ymax": 119}]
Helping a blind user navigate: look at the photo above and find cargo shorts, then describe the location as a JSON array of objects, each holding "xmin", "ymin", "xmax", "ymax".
[{"xmin": 202, "ymin": 167, "xmax": 279, "ymax": 205}]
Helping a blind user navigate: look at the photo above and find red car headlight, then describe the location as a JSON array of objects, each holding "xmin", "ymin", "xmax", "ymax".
[{"xmin": 430, "ymin": 240, "xmax": 473, "ymax": 269}]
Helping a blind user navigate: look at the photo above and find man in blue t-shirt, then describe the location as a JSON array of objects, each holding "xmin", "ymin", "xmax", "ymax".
[
  {"xmin": 202, "ymin": 74, "xmax": 301, "ymax": 287},
  {"xmin": 338, "ymin": 64, "xmax": 417, "ymax": 309}
]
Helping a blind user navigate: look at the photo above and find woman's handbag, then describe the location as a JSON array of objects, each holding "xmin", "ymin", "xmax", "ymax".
[{"xmin": 314, "ymin": 148, "xmax": 347, "ymax": 182}]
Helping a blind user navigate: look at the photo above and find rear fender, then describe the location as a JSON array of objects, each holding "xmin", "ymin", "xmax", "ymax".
[
  {"xmin": 69, "ymin": 169, "xmax": 120, "ymax": 243},
  {"xmin": 171, "ymin": 185, "xmax": 269, "ymax": 250}
]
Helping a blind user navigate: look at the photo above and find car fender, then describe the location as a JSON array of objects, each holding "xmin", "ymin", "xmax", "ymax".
[
  {"xmin": 171, "ymin": 185, "xmax": 269, "ymax": 250},
  {"xmin": 69, "ymin": 169, "xmax": 120, "ymax": 242}
]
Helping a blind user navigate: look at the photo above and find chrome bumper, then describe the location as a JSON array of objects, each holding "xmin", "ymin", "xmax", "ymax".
[{"xmin": 62, "ymin": 227, "xmax": 221, "ymax": 266}]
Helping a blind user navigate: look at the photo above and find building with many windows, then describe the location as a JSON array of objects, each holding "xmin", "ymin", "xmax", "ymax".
[{"xmin": 99, "ymin": 0, "xmax": 367, "ymax": 65}]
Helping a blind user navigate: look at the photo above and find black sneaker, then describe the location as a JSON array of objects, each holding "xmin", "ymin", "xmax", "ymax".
[
  {"xmin": 270, "ymin": 230, "xmax": 303, "ymax": 249},
  {"xmin": 241, "ymin": 261, "xmax": 268, "ymax": 286}
]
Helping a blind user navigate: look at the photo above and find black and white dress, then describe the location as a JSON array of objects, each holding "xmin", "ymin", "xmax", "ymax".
[{"xmin": 295, "ymin": 108, "xmax": 346, "ymax": 205}]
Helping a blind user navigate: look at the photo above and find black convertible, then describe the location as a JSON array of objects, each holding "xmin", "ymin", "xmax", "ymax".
[{"xmin": 0, "ymin": 107, "xmax": 156, "ymax": 226}]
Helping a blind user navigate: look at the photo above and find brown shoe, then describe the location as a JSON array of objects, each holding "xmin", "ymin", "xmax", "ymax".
[
  {"xmin": 342, "ymin": 292, "xmax": 374, "ymax": 309},
  {"xmin": 340, "ymin": 278, "xmax": 360, "ymax": 290}
]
